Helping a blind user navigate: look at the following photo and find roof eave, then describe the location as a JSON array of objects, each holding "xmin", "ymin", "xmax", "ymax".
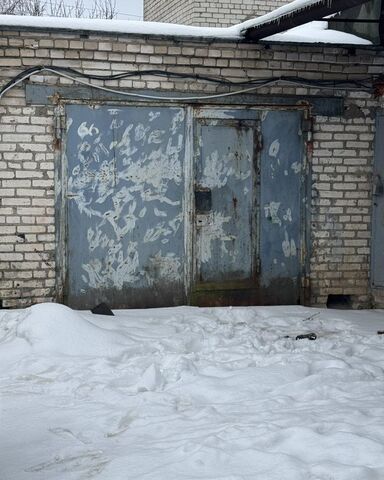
[{"xmin": 244, "ymin": 0, "xmax": 372, "ymax": 41}]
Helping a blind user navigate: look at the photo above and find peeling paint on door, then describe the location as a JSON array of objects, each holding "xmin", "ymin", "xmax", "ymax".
[
  {"xmin": 62, "ymin": 105, "xmax": 305, "ymax": 309},
  {"xmin": 260, "ymin": 110, "xmax": 303, "ymax": 304},
  {"xmin": 65, "ymin": 105, "xmax": 186, "ymax": 308},
  {"xmin": 193, "ymin": 114, "xmax": 258, "ymax": 288},
  {"xmin": 268, "ymin": 139, "xmax": 280, "ymax": 158},
  {"xmin": 282, "ymin": 231, "xmax": 297, "ymax": 258},
  {"xmin": 264, "ymin": 201, "xmax": 282, "ymax": 226}
]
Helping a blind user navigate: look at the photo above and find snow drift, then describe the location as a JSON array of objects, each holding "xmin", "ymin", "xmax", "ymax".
[{"xmin": 15, "ymin": 303, "xmax": 129, "ymax": 357}]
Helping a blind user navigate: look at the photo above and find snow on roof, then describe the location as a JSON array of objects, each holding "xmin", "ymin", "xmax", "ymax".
[
  {"xmin": 264, "ymin": 20, "xmax": 372, "ymax": 45},
  {"xmin": 0, "ymin": 15, "xmax": 241, "ymax": 39},
  {"xmin": 0, "ymin": 9, "xmax": 372, "ymax": 46}
]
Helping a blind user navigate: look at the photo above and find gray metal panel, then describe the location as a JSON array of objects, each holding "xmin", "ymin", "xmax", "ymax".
[
  {"xmin": 329, "ymin": 0, "xmax": 384, "ymax": 46},
  {"xmin": 371, "ymin": 113, "xmax": 384, "ymax": 287},
  {"xmin": 194, "ymin": 117, "xmax": 257, "ymax": 285},
  {"xmin": 65, "ymin": 105, "xmax": 187, "ymax": 308},
  {"xmin": 260, "ymin": 110, "xmax": 303, "ymax": 304},
  {"xmin": 25, "ymin": 84, "xmax": 344, "ymax": 116}
]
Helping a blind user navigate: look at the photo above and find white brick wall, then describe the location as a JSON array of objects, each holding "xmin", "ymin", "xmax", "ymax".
[
  {"xmin": 144, "ymin": 0, "xmax": 287, "ymax": 26},
  {"xmin": 0, "ymin": 93, "xmax": 56, "ymax": 307},
  {"xmin": 310, "ymin": 111, "xmax": 375, "ymax": 307},
  {"xmin": 0, "ymin": 29, "xmax": 383, "ymax": 308}
]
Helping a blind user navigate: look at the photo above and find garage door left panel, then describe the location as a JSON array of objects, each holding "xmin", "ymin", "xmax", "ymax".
[{"xmin": 63, "ymin": 105, "xmax": 187, "ymax": 309}]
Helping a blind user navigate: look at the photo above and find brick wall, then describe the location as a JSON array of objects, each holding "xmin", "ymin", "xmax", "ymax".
[
  {"xmin": 0, "ymin": 28, "xmax": 383, "ymax": 308},
  {"xmin": 311, "ymin": 109, "xmax": 376, "ymax": 307},
  {"xmin": 144, "ymin": 0, "xmax": 287, "ymax": 26},
  {"xmin": 144, "ymin": 0, "xmax": 194, "ymax": 25}
]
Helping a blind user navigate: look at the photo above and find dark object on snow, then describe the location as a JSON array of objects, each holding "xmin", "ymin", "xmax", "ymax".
[
  {"xmin": 296, "ymin": 333, "xmax": 317, "ymax": 341},
  {"xmin": 377, "ymin": 331, "xmax": 384, "ymax": 335},
  {"xmin": 91, "ymin": 303, "xmax": 114, "ymax": 316}
]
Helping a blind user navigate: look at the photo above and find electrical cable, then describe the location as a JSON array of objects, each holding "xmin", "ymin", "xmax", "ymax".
[
  {"xmin": 46, "ymin": 68, "xmax": 286, "ymax": 100},
  {"xmin": 0, "ymin": 67, "xmax": 283, "ymax": 101},
  {"xmin": 6, "ymin": 64, "xmax": 374, "ymax": 87},
  {"xmin": 0, "ymin": 65, "xmax": 375, "ymax": 102}
]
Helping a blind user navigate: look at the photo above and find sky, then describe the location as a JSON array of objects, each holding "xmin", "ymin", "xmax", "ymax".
[
  {"xmin": 82, "ymin": 0, "xmax": 143, "ymax": 20},
  {"xmin": 113, "ymin": 0, "xmax": 143, "ymax": 20}
]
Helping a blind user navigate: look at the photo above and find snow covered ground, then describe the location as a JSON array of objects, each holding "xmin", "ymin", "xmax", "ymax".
[{"xmin": 1, "ymin": 303, "xmax": 384, "ymax": 479}]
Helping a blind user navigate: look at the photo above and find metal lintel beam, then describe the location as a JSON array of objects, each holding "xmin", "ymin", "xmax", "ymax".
[
  {"xmin": 244, "ymin": 0, "xmax": 372, "ymax": 41},
  {"xmin": 25, "ymin": 84, "xmax": 345, "ymax": 116}
]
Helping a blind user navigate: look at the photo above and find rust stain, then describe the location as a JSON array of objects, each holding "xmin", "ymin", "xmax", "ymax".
[
  {"xmin": 53, "ymin": 137, "xmax": 61, "ymax": 151},
  {"xmin": 191, "ymin": 276, "xmax": 303, "ymax": 307}
]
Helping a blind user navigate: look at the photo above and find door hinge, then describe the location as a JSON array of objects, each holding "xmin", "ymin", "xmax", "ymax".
[
  {"xmin": 257, "ymin": 132, "xmax": 263, "ymax": 152},
  {"xmin": 54, "ymin": 106, "xmax": 65, "ymax": 143},
  {"xmin": 302, "ymin": 118, "xmax": 313, "ymax": 142}
]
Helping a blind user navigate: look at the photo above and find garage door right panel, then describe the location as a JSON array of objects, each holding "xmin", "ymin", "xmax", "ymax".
[{"xmin": 260, "ymin": 110, "xmax": 304, "ymax": 304}]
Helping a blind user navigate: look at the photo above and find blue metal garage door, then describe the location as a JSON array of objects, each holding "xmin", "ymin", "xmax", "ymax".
[
  {"xmin": 62, "ymin": 105, "xmax": 305, "ymax": 308},
  {"xmin": 64, "ymin": 105, "xmax": 187, "ymax": 308},
  {"xmin": 259, "ymin": 110, "xmax": 304, "ymax": 304}
]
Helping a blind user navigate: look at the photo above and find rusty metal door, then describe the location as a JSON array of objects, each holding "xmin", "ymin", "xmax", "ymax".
[
  {"xmin": 191, "ymin": 108, "xmax": 304, "ymax": 306},
  {"xmin": 64, "ymin": 105, "xmax": 187, "ymax": 309},
  {"xmin": 192, "ymin": 109, "xmax": 259, "ymax": 305},
  {"xmin": 372, "ymin": 112, "xmax": 384, "ymax": 287}
]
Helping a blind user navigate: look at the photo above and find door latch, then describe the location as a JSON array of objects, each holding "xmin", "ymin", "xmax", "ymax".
[{"xmin": 195, "ymin": 187, "xmax": 212, "ymax": 213}]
